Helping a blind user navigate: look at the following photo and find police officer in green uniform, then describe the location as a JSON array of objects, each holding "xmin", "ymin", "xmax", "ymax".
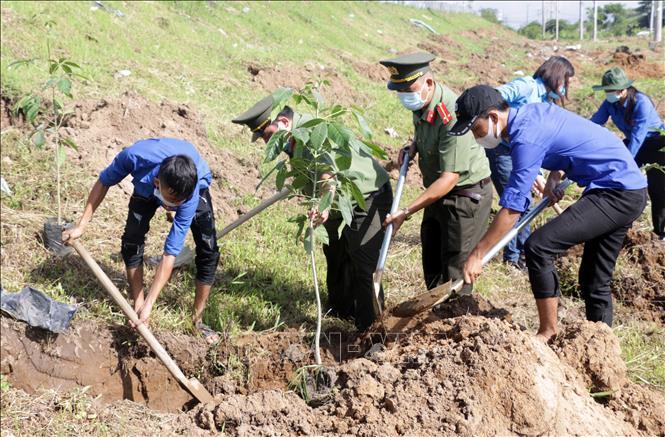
[
  {"xmin": 380, "ymin": 53, "xmax": 492, "ymax": 293},
  {"xmin": 232, "ymin": 95, "xmax": 392, "ymax": 330}
]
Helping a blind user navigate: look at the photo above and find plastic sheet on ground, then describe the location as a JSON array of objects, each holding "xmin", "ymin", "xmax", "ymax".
[{"xmin": 1, "ymin": 286, "xmax": 77, "ymax": 333}]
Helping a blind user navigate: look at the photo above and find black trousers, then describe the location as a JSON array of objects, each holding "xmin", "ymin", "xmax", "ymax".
[
  {"xmin": 323, "ymin": 183, "xmax": 392, "ymax": 330},
  {"xmin": 121, "ymin": 189, "xmax": 220, "ymax": 284},
  {"xmin": 524, "ymin": 187, "xmax": 647, "ymax": 326},
  {"xmin": 635, "ymin": 134, "xmax": 665, "ymax": 238},
  {"xmin": 421, "ymin": 182, "xmax": 492, "ymax": 293}
]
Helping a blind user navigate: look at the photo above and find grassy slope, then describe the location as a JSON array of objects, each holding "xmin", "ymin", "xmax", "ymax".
[{"xmin": 1, "ymin": 1, "xmax": 663, "ymax": 388}]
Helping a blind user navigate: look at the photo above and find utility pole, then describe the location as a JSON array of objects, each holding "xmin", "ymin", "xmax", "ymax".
[
  {"xmin": 593, "ymin": 0, "xmax": 598, "ymax": 41},
  {"xmin": 555, "ymin": 1, "xmax": 560, "ymax": 40},
  {"xmin": 656, "ymin": 0, "xmax": 663, "ymax": 43},
  {"xmin": 650, "ymin": 0, "xmax": 656, "ymax": 36},
  {"xmin": 542, "ymin": 0, "xmax": 546, "ymax": 39},
  {"xmin": 579, "ymin": 1, "xmax": 584, "ymax": 40}
]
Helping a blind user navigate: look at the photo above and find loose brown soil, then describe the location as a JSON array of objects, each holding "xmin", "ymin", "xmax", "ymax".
[
  {"xmin": 3, "ymin": 292, "xmax": 664, "ymax": 436},
  {"xmin": 246, "ymin": 62, "xmax": 361, "ymax": 107}
]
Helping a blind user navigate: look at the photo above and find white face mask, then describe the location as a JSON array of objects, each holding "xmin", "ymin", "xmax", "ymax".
[
  {"xmin": 476, "ymin": 116, "xmax": 502, "ymax": 149},
  {"xmin": 153, "ymin": 187, "xmax": 179, "ymax": 208}
]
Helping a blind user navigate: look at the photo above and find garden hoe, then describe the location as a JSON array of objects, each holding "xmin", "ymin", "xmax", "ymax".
[
  {"xmin": 391, "ymin": 179, "xmax": 572, "ymax": 318},
  {"xmin": 70, "ymin": 240, "xmax": 214, "ymax": 404},
  {"xmin": 372, "ymin": 150, "xmax": 411, "ymax": 316}
]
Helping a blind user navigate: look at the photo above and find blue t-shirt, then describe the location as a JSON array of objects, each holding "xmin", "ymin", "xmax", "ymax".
[
  {"xmin": 99, "ymin": 138, "xmax": 212, "ymax": 256},
  {"xmin": 590, "ymin": 92, "xmax": 664, "ymax": 157},
  {"xmin": 501, "ymin": 103, "xmax": 647, "ymax": 213},
  {"xmin": 497, "ymin": 76, "xmax": 548, "ymax": 108}
]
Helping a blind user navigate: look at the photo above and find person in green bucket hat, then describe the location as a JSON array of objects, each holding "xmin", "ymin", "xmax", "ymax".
[{"xmin": 591, "ymin": 67, "xmax": 665, "ymax": 241}]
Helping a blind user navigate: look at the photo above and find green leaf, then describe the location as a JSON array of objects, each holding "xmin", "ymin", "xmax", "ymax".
[
  {"xmin": 337, "ymin": 192, "xmax": 354, "ymax": 228},
  {"xmin": 271, "ymin": 87, "xmax": 293, "ymax": 108},
  {"xmin": 328, "ymin": 104, "xmax": 345, "ymax": 118},
  {"xmin": 291, "ymin": 128, "xmax": 310, "ymax": 145},
  {"xmin": 348, "ymin": 180, "xmax": 367, "ymax": 211},
  {"xmin": 314, "ymin": 225, "xmax": 329, "ymax": 246},
  {"xmin": 318, "ymin": 191, "xmax": 333, "ymax": 212},
  {"xmin": 304, "ymin": 226, "xmax": 314, "ymax": 253},
  {"xmin": 310, "ymin": 123, "xmax": 327, "ymax": 150},
  {"xmin": 288, "ymin": 214, "xmax": 307, "ymax": 240},
  {"xmin": 300, "ymin": 118, "xmax": 325, "ymax": 128},
  {"xmin": 275, "ymin": 162, "xmax": 288, "ymax": 190},
  {"xmin": 327, "ymin": 123, "xmax": 351, "ymax": 148},
  {"xmin": 48, "ymin": 60, "xmax": 59, "ymax": 74},
  {"xmin": 351, "ymin": 108, "xmax": 372, "ymax": 139},
  {"xmin": 57, "ymin": 77, "xmax": 72, "ymax": 97},
  {"xmin": 360, "ymin": 139, "xmax": 389, "ymax": 160},
  {"xmin": 31, "ymin": 129, "xmax": 45, "ymax": 148},
  {"xmin": 61, "ymin": 137, "xmax": 79, "ymax": 151},
  {"xmin": 311, "ymin": 88, "xmax": 325, "ymax": 110},
  {"xmin": 264, "ymin": 130, "xmax": 288, "ymax": 162}
]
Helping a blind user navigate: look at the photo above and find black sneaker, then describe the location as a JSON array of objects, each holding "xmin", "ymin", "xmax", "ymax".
[{"xmin": 504, "ymin": 259, "xmax": 527, "ymax": 272}]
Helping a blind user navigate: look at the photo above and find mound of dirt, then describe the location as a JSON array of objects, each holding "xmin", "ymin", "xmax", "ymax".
[
  {"xmin": 191, "ymin": 314, "xmax": 652, "ymax": 436},
  {"xmin": 552, "ymin": 320, "xmax": 628, "ymax": 392},
  {"xmin": 611, "ymin": 46, "xmax": 665, "ymax": 79},
  {"xmin": 246, "ymin": 62, "xmax": 361, "ymax": 107},
  {"xmin": 49, "ymin": 91, "xmax": 263, "ymax": 221},
  {"xmin": 4, "ymin": 291, "xmax": 663, "ymax": 436},
  {"xmin": 0, "ymin": 317, "xmax": 209, "ymax": 412}
]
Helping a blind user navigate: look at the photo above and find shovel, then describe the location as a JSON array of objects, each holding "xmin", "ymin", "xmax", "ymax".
[
  {"xmin": 391, "ymin": 179, "xmax": 572, "ymax": 318},
  {"xmin": 216, "ymin": 187, "xmax": 290, "ymax": 240},
  {"xmin": 151, "ymin": 188, "xmax": 290, "ymax": 267},
  {"xmin": 371, "ymin": 151, "xmax": 411, "ymax": 316},
  {"xmin": 70, "ymin": 240, "xmax": 214, "ymax": 404}
]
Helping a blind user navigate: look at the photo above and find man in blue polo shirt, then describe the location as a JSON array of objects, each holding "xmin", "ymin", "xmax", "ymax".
[
  {"xmin": 451, "ymin": 85, "xmax": 647, "ymax": 342},
  {"xmin": 62, "ymin": 138, "xmax": 220, "ymax": 342}
]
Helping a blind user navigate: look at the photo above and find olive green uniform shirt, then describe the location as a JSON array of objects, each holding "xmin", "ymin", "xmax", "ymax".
[
  {"xmin": 413, "ymin": 84, "xmax": 490, "ymax": 188},
  {"xmin": 293, "ymin": 111, "xmax": 389, "ymax": 202}
]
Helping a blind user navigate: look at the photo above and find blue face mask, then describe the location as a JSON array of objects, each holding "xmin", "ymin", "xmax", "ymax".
[
  {"xmin": 397, "ymin": 87, "xmax": 427, "ymax": 111},
  {"xmin": 548, "ymin": 86, "xmax": 566, "ymax": 100},
  {"xmin": 605, "ymin": 92, "xmax": 620, "ymax": 104}
]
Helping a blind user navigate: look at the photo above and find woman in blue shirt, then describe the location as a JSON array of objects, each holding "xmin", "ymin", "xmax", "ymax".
[
  {"xmin": 453, "ymin": 85, "xmax": 647, "ymax": 342},
  {"xmin": 591, "ymin": 67, "xmax": 665, "ymax": 240},
  {"xmin": 490, "ymin": 56, "xmax": 576, "ymax": 268}
]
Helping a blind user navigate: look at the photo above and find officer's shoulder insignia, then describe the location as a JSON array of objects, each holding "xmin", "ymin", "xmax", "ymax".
[{"xmin": 437, "ymin": 102, "xmax": 453, "ymax": 125}]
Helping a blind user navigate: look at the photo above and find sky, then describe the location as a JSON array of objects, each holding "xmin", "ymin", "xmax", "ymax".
[{"xmin": 406, "ymin": 1, "xmax": 645, "ymax": 29}]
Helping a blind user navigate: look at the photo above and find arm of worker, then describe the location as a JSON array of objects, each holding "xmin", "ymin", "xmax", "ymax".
[
  {"xmin": 64, "ymin": 149, "xmax": 134, "ymax": 243},
  {"xmin": 383, "ymin": 171, "xmax": 459, "ymax": 235},
  {"xmin": 133, "ymin": 192, "xmax": 198, "ymax": 326},
  {"xmin": 133, "ymin": 254, "xmax": 176, "ymax": 326},
  {"xmin": 590, "ymin": 100, "xmax": 610, "ymax": 126},
  {"xmin": 626, "ymin": 97, "xmax": 652, "ymax": 157},
  {"xmin": 496, "ymin": 78, "xmax": 531, "ymax": 107},
  {"xmin": 62, "ymin": 178, "xmax": 110, "ymax": 243},
  {"xmin": 464, "ymin": 138, "xmax": 545, "ymax": 283},
  {"xmin": 463, "ymin": 207, "xmax": 522, "ymax": 283}
]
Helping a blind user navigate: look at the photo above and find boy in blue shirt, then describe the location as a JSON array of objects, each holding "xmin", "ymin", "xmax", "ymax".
[
  {"xmin": 62, "ymin": 138, "xmax": 220, "ymax": 342},
  {"xmin": 452, "ymin": 86, "xmax": 647, "ymax": 342}
]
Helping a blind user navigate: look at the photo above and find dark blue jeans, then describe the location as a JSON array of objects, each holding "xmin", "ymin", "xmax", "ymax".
[{"xmin": 485, "ymin": 144, "xmax": 530, "ymax": 263}]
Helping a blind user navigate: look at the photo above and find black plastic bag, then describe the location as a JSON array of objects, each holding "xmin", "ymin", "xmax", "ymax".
[{"xmin": 1, "ymin": 286, "xmax": 77, "ymax": 333}]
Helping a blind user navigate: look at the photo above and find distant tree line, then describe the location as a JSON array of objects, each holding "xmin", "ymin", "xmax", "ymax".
[{"xmin": 483, "ymin": 1, "xmax": 663, "ymax": 40}]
